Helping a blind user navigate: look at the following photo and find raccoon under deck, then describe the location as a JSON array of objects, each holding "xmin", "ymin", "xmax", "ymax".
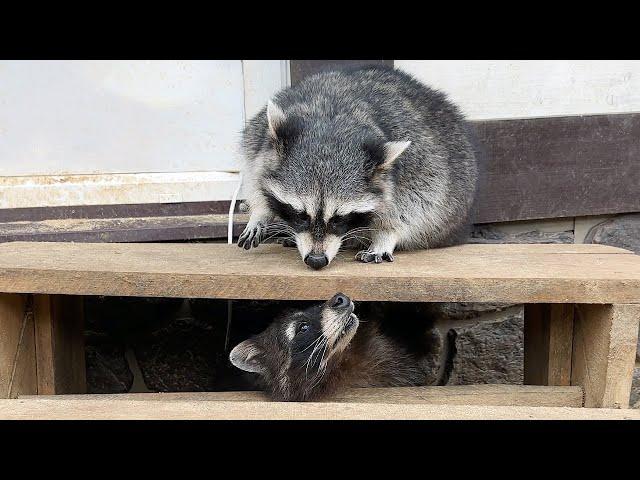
[{"xmin": 0, "ymin": 241, "xmax": 639, "ymax": 417}]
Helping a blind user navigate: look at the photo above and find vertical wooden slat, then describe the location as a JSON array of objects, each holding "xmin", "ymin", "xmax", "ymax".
[
  {"xmin": 34, "ymin": 295, "xmax": 86, "ymax": 395},
  {"xmin": 524, "ymin": 304, "xmax": 574, "ymax": 386},
  {"xmin": 571, "ymin": 304, "xmax": 640, "ymax": 408},
  {"xmin": 0, "ymin": 294, "xmax": 37, "ymax": 398}
]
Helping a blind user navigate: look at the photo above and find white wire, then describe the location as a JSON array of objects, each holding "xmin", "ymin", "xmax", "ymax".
[
  {"xmin": 227, "ymin": 171, "xmax": 244, "ymax": 244},
  {"xmin": 225, "ymin": 171, "xmax": 243, "ymax": 352}
]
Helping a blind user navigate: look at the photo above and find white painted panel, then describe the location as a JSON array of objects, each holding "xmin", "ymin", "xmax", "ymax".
[
  {"xmin": 395, "ymin": 60, "xmax": 640, "ymax": 120},
  {"xmin": 0, "ymin": 60, "xmax": 245, "ymax": 176},
  {"xmin": 0, "ymin": 171, "xmax": 244, "ymax": 209},
  {"xmin": 242, "ymin": 60, "xmax": 288, "ymax": 120}
]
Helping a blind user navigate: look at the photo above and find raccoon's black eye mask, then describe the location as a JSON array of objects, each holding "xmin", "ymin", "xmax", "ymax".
[{"xmin": 263, "ymin": 191, "xmax": 310, "ymax": 229}]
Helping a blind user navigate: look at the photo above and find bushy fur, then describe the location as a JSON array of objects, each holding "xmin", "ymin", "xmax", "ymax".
[
  {"xmin": 229, "ymin": 294, "xmax": 456, "ymax": 401},
  {"xmin": 238, "ymin": 65, "xmax": 478, "ymax": 268}
]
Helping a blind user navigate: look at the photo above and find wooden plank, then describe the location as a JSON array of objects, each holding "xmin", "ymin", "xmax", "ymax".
[
  {"xmin": 21, "ymin": 385, "xmax": 584, "ymax": 408},
  {"xmin": 0, "ymin": 294, "xmax": 37, "ymax": 398},
  {"xmin": 473, "ymin": 113, "xmax": 640, "ymax": 223},
  {"xmin": 0, "ymin": 214, "xmax": 248, "ymax": 243},
  {"xmin": 290, "ymin": 60, "xmax": 393, "ymax": 85},
  {"xmin": 524, "ymin": 304, "xmax": 574, "ymax": 386},
  {"xmin": 571, "ymin": 304, "xmax": 640, "ymax": 408},
  {"xmin": 0, "ymin": 242, "xmax": 638, "ymax": 304},
  {"xmin": 1, "ymin": 398, "xmax": 638, "ymax": 420},
  {"xmin": 33, "ymin": 295, "xmax": 86, "ymax": 395}
]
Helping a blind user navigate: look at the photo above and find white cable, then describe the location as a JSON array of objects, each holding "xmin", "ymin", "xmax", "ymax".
[
  {"xmin": 225, "ymin": 171, "xmax": 243, "ymax": 352},
  {"xmin": 227, "ymin": 171, "xmax": 244, "ymax": 244}
]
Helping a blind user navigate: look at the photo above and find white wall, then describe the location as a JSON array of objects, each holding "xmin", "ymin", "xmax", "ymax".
[
  {"xmin": 395, "ymin": 60, "xmax": 640, "ymax": 120},
  {"xmin": 0, "ymin": 60, "xmax": 286, "ymax": 208}
]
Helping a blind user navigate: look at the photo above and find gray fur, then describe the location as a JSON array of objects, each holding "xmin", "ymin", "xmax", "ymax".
[{"xmin": 238, "ymin": 65, "xmax": 478, "ymax": 268}]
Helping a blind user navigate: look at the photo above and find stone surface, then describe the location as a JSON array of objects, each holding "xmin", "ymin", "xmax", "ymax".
[
  {"xmin": 469, "ymin": 225, "xmax": 574, "ymax": 244},
  {"xmin": 448, "ymin": 306, "xmax": 524, "ymax": 385},
  {"xmin": 632, "ymin": 368, "xmax": 640, "ymax": 408},
  {"xmin": 585, "ymin": 213, "xmax": 640, "ymax": 254}
]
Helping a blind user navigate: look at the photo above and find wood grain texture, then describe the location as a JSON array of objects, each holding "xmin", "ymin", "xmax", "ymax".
[
  {"xmin": 2, "ymin": 398, "xmax": 637, "ymax": 420},
  {"xmin": 33, "ymin": 295, "xmax": 86, "ymax": 395},
  {"xmin": 0, "ymin": 294, "xmax": 37, "ymax": 398},
  {"xmin": 473, "ymin": 113, "xmax": 640, "ymax": 223},
  {"xmin": 524, "ymin": 304, "xmax": 574, "ymax": 386},
  {"xmin": 0, "ymin": 242, "xmax": 638, "ymax": 303},
  {"xmin": 21, "ymin": 385, "xmax": 584, "ymax": 408},
  {"xmin": 571, "ymin": 304, "xmax": 640, "ymax": 408},
  {"xmin": 0, "ymin": 214, "xmax": 248, "ymax": 243}
]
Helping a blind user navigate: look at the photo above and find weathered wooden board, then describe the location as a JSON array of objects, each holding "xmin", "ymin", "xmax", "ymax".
[
  {"xmin": 571, "ymin": 304, "xmax": 640, "ymax": 408},
  {"xmin": 473, "ymin": 113, "xmax": 640, "ymax": 223},
  {"xmin": 2, "ymin": 398, "xmax": 638, "ymax": 420},
  {"xmin": 0, "ymin": 242, "xmax": 638, "ymax": 303},
  {"xmin": 21, "ymin": 384, "xmax": 584, "ymax": 408},
  {"xmin": 0, "ymin": 294, "xmax": 37, "ymax": 398},
  {"xmin": 33, "ymin": 295, "xmax": 86, "ymax": 395},
  {"xmin": 524, "ymin": 304, "xmax": 574, "ymax": 386},
  {"xmin": 0, "ymin": 214, "xmax": 248, "ymax": 243}
]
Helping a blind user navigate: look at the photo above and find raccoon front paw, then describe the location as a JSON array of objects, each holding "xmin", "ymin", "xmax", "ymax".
[
  {"xmin": 237, "ymin": 222, "xmax": 265, "ymax": 250},
  {"xmin": 355, "ymin": 250, "xmax": 394, "ymax": 264}
]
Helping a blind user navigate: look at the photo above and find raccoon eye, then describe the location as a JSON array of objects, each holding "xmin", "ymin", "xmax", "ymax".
[
  {"xmin": 292, "ymin": 211, "xmax": 310, "ymax": 227},
  {"xmin": 296, "ymin": 322, "xmax": 309, "ymax": 334}
]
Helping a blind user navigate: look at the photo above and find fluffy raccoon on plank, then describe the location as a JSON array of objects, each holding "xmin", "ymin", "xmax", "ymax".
[
  {"xmin": 229, "ymin": 293, "xmax": 457, "ymax": 401},
  {"xmin": 238, "ymin": 65, "xmax": 478, "ymax": 269}
]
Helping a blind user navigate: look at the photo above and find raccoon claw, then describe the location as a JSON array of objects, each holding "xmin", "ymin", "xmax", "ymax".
[
  {"xmin": 355, "ymin": 250, "xmax": 394, "ymax": 264},
  {"xmin": 237, "ymin": 223, "xmax": 264, "ymax": 250}
]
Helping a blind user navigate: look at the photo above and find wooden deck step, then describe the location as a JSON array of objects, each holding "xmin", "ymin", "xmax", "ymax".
[
  {"xmin": 0, "ymin": 242, "xmax": 639, "ymax": 303},
  {"xmin": 3, "ymin": 395, "xmax": 638, "ymax": 420},
  {"xmin": 20, "ymin": 385, "xmax": 585, "ymax": 408}
]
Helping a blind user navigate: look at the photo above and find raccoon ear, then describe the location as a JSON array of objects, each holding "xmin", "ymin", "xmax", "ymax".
[
  {"xmin": 229, "ymin": 339, "xmax": 265, "ymax": 374},
  {"xmin": 381, "ymin": 140, "xmax": 411, "ymax": 169},
  {"xmin": 267, "ymin": 100, "xmax": 286, "ymax": 140}
]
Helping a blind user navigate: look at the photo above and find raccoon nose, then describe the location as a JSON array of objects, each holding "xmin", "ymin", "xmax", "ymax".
[
  {"xmin": 330, "ymin": 293, "xmax": 350, "ymax": 309},
  {"xmin": 304, "ymin": 253, "xmax": 328, "ymax": 270}
]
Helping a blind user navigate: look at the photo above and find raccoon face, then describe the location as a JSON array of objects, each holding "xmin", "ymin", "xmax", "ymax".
[
  {"xmin": 261, "ymin": 101, "xmax": 411, "ymax": 269},
  {"xmin": 229, "ymin": 293, "xmax": 359, "ymax": 401}
]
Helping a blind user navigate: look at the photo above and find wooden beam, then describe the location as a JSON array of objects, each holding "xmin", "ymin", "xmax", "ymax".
[
  {"xmin": 3, "ymin": 398, "xmax": 638, "ymax": 420},
  {"xmin": 0, "ymin": 242, "xmax": 639, "ymax": 304},
  {"xmin": 21, "ymin": 384, "xmax": 584, "ymax": 408},
  {"xmin": 571, "ymin": 304, "xmax": 640, "ymax": 408},
  {"xmin": 473, "ymin": 113, "xmax": 640, "ymax": 223},
  {"xmin": 524, "ymin": 304, "xmax": 574, "ymax": 386},
  {"xmin": 33, "ymin": 295, "xmax": 86, "ymax": 395},
  {"xmin": 0, "ymin": 294, "xmax": 37, "ymax": 398}
]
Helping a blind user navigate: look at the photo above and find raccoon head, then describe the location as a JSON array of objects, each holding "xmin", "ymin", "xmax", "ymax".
[
  {"xmin": 229, "ymin": 292, "xmax": 359, "ymax": 401},
  {"xmin": 262, "ymin": 100, "xmax": 411, "ymax": 270}
]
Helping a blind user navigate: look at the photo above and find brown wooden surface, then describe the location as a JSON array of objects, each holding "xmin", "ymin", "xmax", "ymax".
[
  {"xmin": 0, "ymin": 294, "xmax": 37, "ymax": 398},
  {"xmin": 290, "ymin": 60, "xmax": 394, "ymax": 85},
  {"xmin": 22, "ymin": 384, "xmax": 584, "ymax": 408},
  {"xmin": 2, "ymin": 397, "xmax": 638, "ymax": 420},
  {"xmin": 524, "ymin": 304, "xmax": 574, "ymax": 386},
  {"xmin": 571, "ymin": 304, "xmax": 640, "ymax": 408},
  {"xmin": 0, "ymin": 242, "xmax": 638, "ymax": 303},
  {"xmin": 0, "ymin": 214, "xmax": 248, "ymax": 243},
  {"xmin": 33, "ymin": 295, "xmax": 86, "ymax": 395},
  {"xmin": 473, "ymin": 113, "xmax": 640, "ymax": 223}
]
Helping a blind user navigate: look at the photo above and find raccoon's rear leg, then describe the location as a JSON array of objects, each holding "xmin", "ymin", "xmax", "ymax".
[
  {"xmin": 435, "ymin": 329, "xmax": 457, "ymax": 386},
  {"xmin": 355, "ymin": 231, "xmax": 397, "ymax": 263}
]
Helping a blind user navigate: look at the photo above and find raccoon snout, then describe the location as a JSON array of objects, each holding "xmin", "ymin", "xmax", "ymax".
[{"xmin": 304, "ymin": 253, "xmax": 328, "ymax": 270}]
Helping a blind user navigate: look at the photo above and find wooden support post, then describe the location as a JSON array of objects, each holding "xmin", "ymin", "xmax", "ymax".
[
  {"xmin": 33, "ymin": 295, "xmax": 86, "ymax": 395},
  {"xmin": 571, "ymin": 304, "xmax": 640, "ymax": 408},
  {"xmin": 0, "ymin": 294, "xmax": 37, "ymax": 398},
  {"xmin": 524, "ymin": 304, "xmax": 575, "ymax": 386}
]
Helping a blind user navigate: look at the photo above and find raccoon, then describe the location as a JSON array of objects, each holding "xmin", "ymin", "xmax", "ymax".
[
  {"xmin": 237, "ymin": 65, "xmax": 478, "ymax": 269},
  {"xmin": 228, "ymin": 293, "xmax": 457, "ymax": 401}
]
